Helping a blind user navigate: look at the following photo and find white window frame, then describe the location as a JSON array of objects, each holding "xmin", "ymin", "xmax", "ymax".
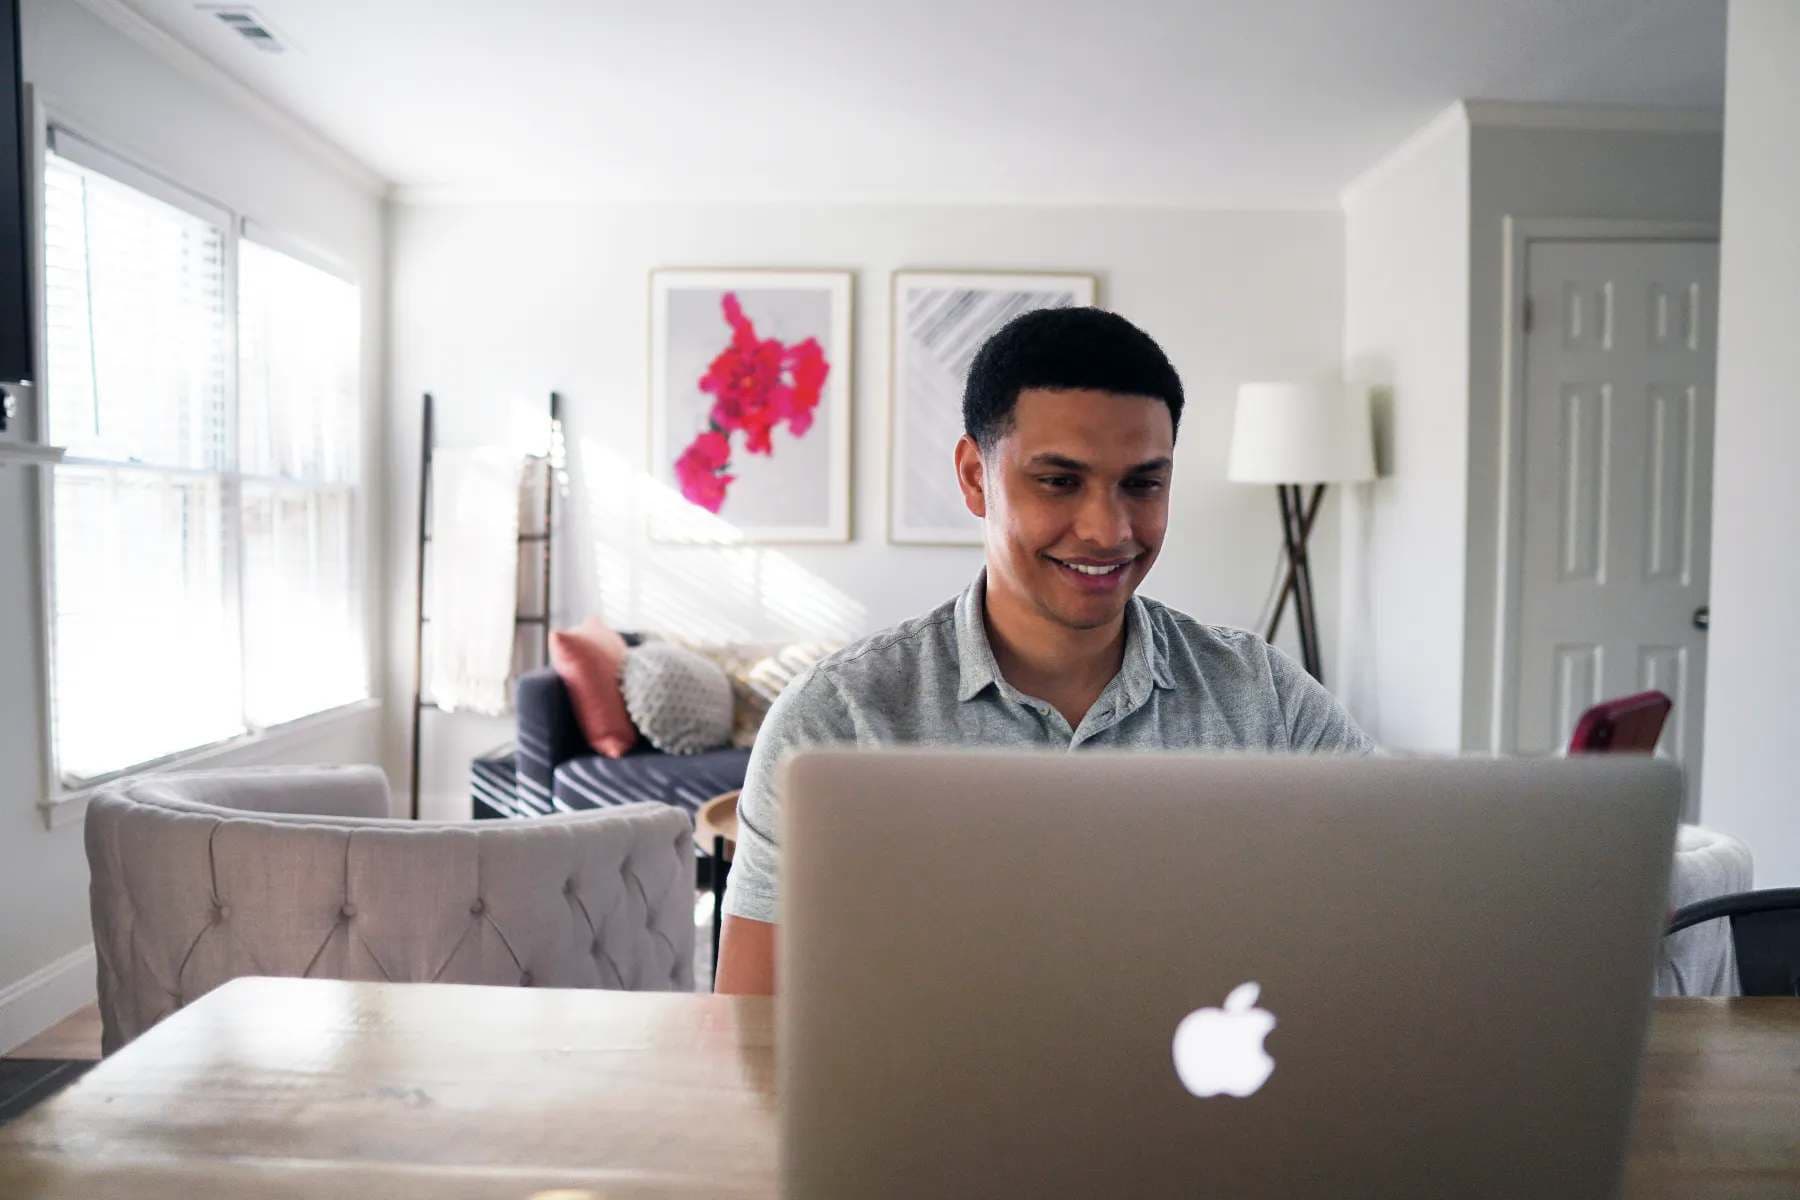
[{"xmin": 27, "ymin": 93, "xmax": 373, "ymax": 829}]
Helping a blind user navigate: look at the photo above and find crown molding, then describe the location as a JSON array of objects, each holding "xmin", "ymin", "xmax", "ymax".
[
  {"xmin": 389, "ymin": 180, "xmax": 1342, "ymax": 211},
  {"xmin": 68, "ymin": 0, "xmax": 390, "ymax": 197},
  {"xmin": 1462, "ymin": 100, "xmax": 1723, "ymax": 134},
  {"xmin": 1339, "ymin": 98, "xmax": 1724, "ymax": 210},
  {"xmin": 1338, "ymin": 101, "xmax": 1469, "ymax": 211}
]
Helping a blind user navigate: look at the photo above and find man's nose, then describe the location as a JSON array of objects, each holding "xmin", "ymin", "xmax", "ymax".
[{"xmin": 1073, "ymin": 486, "xmax": 1132, "ymax": 550}]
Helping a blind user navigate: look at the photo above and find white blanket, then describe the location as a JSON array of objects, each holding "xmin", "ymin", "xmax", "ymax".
[
  {"xmin": 1656, "ymin": 824, "xmax": 1754, "ymax": 996},
  {"xmin": 428, "ymin": 447, "xmax": 526, "ymax": 716}
]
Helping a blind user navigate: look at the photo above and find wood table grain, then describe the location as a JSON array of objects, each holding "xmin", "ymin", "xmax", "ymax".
[
  {"xmin": 1621, "ymin": 998, "xmax": 1800, "ymax": 1199},
  {"xmin": 0, "ymin": 979, "xmax": 1793, "ymax": 1198}
]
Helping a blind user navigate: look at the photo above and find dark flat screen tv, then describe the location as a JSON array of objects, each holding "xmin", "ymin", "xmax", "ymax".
[{"xmin": 0, "ymin": 0, "xmax": 31, "ymax": 389}]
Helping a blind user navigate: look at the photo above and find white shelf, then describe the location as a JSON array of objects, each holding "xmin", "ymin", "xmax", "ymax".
[{"xmin": 0, "ymin": 442, "xmax": 67, "ymax": 466}]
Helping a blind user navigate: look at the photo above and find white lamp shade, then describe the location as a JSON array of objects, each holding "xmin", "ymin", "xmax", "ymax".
[{"xmin": 1226, "ymin": 381, "xmax": 1375, "ymax": 484}]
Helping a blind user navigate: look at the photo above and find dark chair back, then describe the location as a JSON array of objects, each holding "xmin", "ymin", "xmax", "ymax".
[{"xmin": 1666, "ymin": 888, "xmax": 1800, "ymax": 996}]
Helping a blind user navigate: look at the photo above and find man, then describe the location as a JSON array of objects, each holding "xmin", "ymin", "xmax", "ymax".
[{"xmin": 715, "ymin": 307, "xmax": 1373, "ymax": 995}]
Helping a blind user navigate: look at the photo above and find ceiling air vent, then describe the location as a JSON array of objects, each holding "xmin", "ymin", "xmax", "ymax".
[{"xmin": 200, "ymin": 6, "xmax": 287, "ymax": 54}]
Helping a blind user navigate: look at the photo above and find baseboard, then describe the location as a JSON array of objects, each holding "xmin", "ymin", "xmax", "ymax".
[{"xmin": 0, "ymin": 944, "xmax": 97, "ymax": 1056}]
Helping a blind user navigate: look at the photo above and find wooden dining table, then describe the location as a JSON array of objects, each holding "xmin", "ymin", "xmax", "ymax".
[{"xmin": 0, "ymin": 977, "xmax": 1794, "ymax": 1198}]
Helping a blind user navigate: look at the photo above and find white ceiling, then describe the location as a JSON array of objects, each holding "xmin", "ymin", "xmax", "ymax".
[{"xmin": 115, "ymin": 0, "xmax": 1726, "ymax": 206}]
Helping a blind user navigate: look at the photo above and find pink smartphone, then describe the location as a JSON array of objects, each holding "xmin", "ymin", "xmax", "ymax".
[{"xmin": 1567, "ymin": 690, "xmax": 1672, "ymax": 754}]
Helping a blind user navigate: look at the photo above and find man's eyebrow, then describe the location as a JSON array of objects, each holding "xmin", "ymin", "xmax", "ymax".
[
  {"xmin": 1023, "ymin": 453, "xmax": 1089, "ymax": 472},
  {"xmin": 1022, "ymin": 453, "xmax": 1173, "ymax": 474}
]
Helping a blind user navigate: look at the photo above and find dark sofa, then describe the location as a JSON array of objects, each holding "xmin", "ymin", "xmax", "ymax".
[{"xmin": 513, "ymin": 666, "xmax": 752, "ymax": 819}]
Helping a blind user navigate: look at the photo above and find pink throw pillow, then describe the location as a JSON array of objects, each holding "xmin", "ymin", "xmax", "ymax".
[{"xmin": 549, "ymin": 618, "xmax": 637, "ymax": 759}]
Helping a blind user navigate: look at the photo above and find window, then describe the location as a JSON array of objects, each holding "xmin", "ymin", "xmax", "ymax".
[
  {"xmin": 41, "ymin": 129, "xmax": 364, "ymax": 785},
  {"xmin": 237, "ymin": 236, "xmax": 364, "ymax": 727}
]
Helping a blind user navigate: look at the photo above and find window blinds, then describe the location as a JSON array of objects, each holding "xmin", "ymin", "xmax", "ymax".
[{"xmin": 43, "ymin": 130, "xmax": 231, "ymax": 469}]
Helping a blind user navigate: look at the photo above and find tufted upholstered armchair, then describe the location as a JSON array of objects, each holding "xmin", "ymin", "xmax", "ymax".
[{"xmin": 84, "ymin": 765, "xmax": 694, "ymax": 1054}]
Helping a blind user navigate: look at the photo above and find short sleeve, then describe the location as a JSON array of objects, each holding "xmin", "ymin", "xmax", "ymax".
[
  {"xmin": 720, "ymin": 667, "xmax": 855, "ymax": 924},
  {"xmin": 1265, "ymin": 645, "xmax": 1377, "ymax": 754}
]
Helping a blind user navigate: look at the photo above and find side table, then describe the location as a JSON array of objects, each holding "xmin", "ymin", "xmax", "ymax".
[{"xmin": 696, "ymin": 789, "xmax": 740, "ymax": 981}]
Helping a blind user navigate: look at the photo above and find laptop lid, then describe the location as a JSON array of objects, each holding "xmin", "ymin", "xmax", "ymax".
[{"xmin": 778, "ymin": 750, "xmax": 1679, "ymax": 1199}]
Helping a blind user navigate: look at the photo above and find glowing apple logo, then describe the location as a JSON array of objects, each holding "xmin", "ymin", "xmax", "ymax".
[{"xmin": 1172, "ymin": 982, "xmax": 1276, "ymax": 1098}]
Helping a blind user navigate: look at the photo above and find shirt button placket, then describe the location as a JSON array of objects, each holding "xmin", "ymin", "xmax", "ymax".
[{"xmin": 1074, "ymin": 704, "xmax": 1113, "ymax": 749}]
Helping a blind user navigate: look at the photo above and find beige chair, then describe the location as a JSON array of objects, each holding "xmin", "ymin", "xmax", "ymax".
[{"xmin": 85, "ymin": 765, "xmax": 694, "ymax": 1054}]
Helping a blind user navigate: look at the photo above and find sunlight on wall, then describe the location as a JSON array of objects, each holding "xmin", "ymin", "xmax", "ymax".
[{"xmin": 573, "ymin": 436, "xmax": 866, "ymax": 644}]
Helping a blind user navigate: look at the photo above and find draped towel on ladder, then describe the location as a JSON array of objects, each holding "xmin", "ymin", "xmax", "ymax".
[{"xmin": 428, "ymin": 447, "xmax": 526, "ymax": 715}]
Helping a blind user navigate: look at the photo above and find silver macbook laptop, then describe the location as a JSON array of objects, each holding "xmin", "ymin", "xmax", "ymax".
[{"xmin": 778, "ymin": 750, "xmax": 1679, "ymax": 1199}]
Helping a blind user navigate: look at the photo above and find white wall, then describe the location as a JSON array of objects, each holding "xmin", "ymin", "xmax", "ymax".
[
  {"xmin": 1338, "ymin": 108, "xmax": 1472, "ymax": 751},
  {"xmin": 1702, "ymin": 0, "xmax": 1800, "ymax": 886},
  {"xmin": 389, "ymin": 203, "xmax": 1345, "ymax": 817},
  {"xmin": 1460, "ymin": 121, "xmax": 1723, "ymax": 753},
  {"xmin": 1338, "ymin": 104, "xmax": 1724, "ymax": 756},
  {"xmin": 0, "ymin": 0, "xmax": 388, "ymax": 1051}
]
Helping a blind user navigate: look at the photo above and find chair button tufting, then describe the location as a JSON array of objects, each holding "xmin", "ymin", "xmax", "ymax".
[
  {"xmin": 520, "ymin": 971, "xmax": 533, "ymax": 987},
  {"xmin": 340, "ymin": 903, "xmax": 357, "ymax": 919},
  {"xmin": 564, "ymin": 879, "xmax": 576, "ymax": 896},
  {"xmin": 214, "ymin": 904, "xmax": 229, "ymax": 923},
  {"xmin": 469, "ymin": 898, "xmax": 485, "ymax": 916}
]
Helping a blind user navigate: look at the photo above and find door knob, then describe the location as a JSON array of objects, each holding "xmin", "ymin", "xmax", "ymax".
[{"xmin": 1693, "ymin": 605, "xmax": 1709, "ymax": 632}]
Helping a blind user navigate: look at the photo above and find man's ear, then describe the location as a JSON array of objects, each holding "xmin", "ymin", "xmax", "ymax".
[{"xmin": 953, "ymin": 435, "xmax": 988, "ymax": 519}]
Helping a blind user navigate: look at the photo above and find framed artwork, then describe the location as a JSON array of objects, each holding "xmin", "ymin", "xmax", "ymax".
[
  {"xmin": 888, "ymin": 271, "xmax": 1097, "ymax": 544},
  {"xmin": 649, "ymin": 269, "xmax": 852, "ymax": 542}
]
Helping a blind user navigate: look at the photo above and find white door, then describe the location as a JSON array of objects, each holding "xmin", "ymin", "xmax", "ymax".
[{"xmin": 1515, "ymin": 238, "xmax": 1717, "ymax": 814}]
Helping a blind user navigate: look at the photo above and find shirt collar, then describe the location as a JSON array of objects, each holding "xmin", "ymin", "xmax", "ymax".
[
  {"xmin": 954, "ymin": 569, "xmax": 1174, "ymax": 704},
  {"xmin": 954, "ymin": 573, "xmax": 1003, "ymax": 702}
]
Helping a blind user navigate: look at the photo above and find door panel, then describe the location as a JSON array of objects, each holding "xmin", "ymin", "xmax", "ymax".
[{"xmin": 1516, "ymin": 239, "xmax": 1717, "ymax": 816}]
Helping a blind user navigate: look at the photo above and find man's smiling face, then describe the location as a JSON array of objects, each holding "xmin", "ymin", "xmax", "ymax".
[{"xmin": 960, "ymin": 386, "xmax": 1174, "ymax": 632}]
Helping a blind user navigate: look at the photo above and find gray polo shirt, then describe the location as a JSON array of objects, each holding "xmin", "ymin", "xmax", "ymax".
[{"xmin": 721, "ymin": 571, "xmax": 1374, "ymax": 924}]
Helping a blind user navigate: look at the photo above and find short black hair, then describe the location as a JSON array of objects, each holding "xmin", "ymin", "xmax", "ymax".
[{"xmin": 962, "ymin": 307, "xmax": 1184, "ymax": 453}]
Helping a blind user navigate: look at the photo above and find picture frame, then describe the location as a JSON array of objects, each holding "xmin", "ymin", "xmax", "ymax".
[
  {"xmin": 649, "ymin": 269, "xmax": 853, "ymax": 543},
  {"xmin": 888, "ymin": 270, "xmax": 1098, "ymax": 545}
]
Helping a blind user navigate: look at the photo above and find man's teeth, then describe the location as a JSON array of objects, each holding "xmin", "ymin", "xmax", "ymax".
[{"xmin": 1064, "ymin": 561, "xmax": 1123, "ymax": 576}]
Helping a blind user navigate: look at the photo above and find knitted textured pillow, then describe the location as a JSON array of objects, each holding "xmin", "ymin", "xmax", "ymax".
[
  {"xmin": 620, "ymin": 642, "xmax": 734, "ymax": 755},
  {"xmin": 675, "ymin": 640, "xmax": 781, "ymax": 751}
]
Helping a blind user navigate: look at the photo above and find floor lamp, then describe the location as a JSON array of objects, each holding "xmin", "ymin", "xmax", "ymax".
[{"xmin": 1227, "ymin": 381, "xmax": 1374, "ymax": 684}]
